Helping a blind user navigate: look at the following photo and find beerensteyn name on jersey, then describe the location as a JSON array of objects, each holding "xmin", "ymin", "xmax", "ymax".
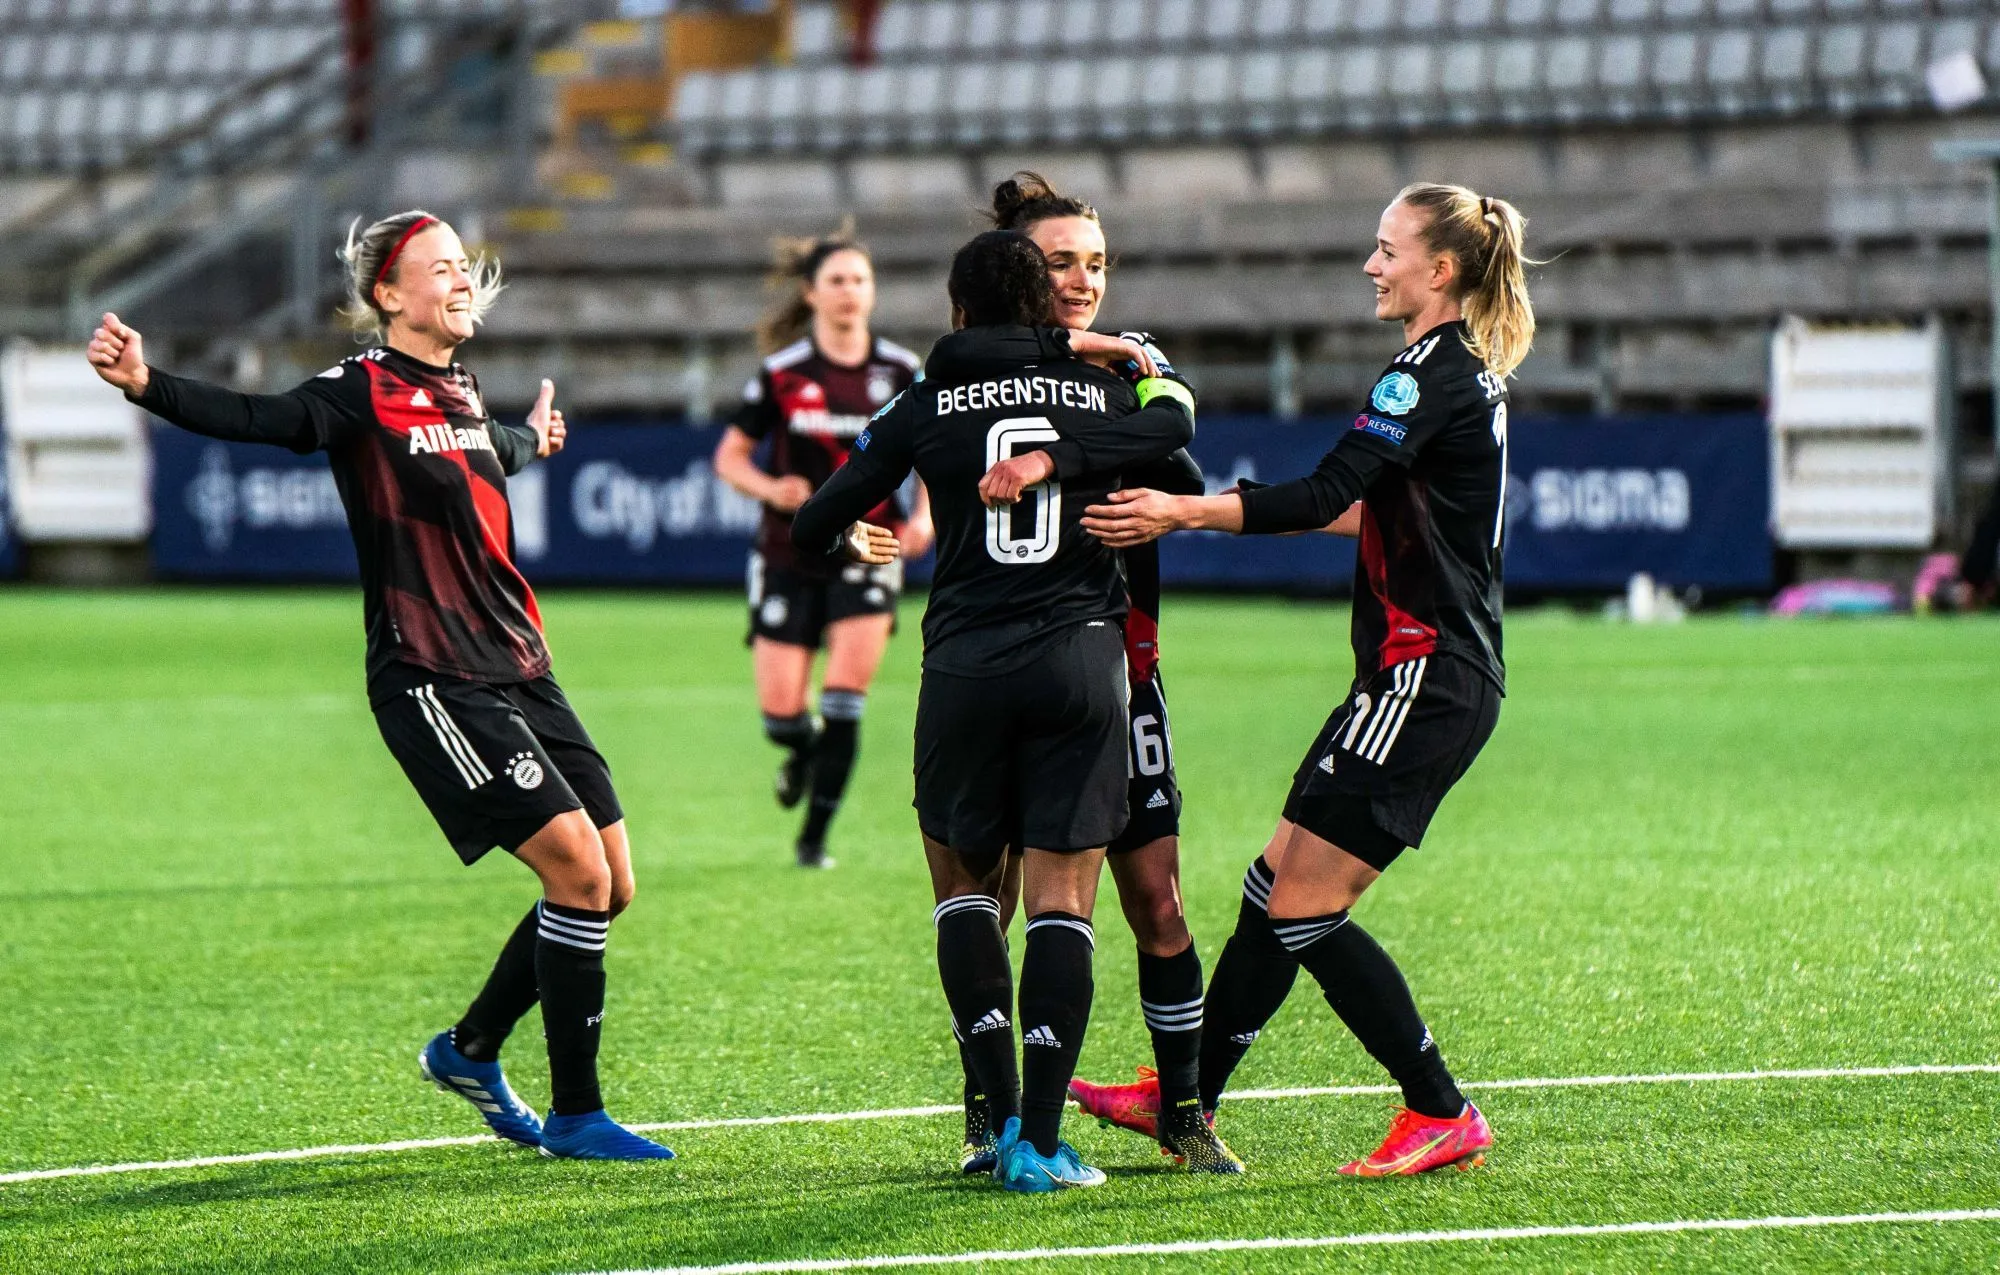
[{"xmin": 935, "ymin": 376, "xmax": 1108, "ymax": 417}]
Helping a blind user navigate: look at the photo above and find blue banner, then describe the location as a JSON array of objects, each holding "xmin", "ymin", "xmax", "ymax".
[
  {"xmin": 152, "ymin": 426, "xmax": 359, "ymax": 579},
  {"xmin": 1501, "ymin": 413, "xmax": 1770, "ymax": 591},
  {"xmin": 1172, "ymin": 412, "xmax": 1769, "ymax": 593},
  {"xmin": 150, "ymin": 413, "xmax": 1770, "ymax": 593}
]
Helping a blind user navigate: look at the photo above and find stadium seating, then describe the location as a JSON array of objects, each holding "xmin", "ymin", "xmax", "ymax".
[
  {"xmin": 671, "ymin": 0, "xmax": 1996, "ymax": 156},
  {"xmin": 0, "ymin": 0, "xmax": 565, "ymax": 174}
]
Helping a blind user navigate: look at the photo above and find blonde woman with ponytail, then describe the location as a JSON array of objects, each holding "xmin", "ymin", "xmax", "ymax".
[
  {"xmin": 85, "ymin": 211, "xmax": 676, "ymax": 1161},
  {"xmin": 1082, "ymin": 184, "xmax": 1535, "ymax": 1178}
]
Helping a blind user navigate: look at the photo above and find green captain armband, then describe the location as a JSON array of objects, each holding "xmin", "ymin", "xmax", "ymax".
[{"xmin": 1135, "ymin": 376, "xmax": 1196, "ymax": 418}]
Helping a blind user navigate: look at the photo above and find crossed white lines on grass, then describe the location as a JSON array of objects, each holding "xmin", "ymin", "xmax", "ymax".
[
  {"xmin": 584, "ymin": 1209, "xmax": 2000, "ymax": 1275},
  {"xmin": 2, "ymin": 1062, "xmax": 1995, "ymax": 1187}
]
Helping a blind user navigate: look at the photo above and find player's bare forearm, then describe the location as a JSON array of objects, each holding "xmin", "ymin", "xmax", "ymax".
[
  {"xmin": 1326, "ymin": 501, "xmax": 1364, "ymax": 537},
  {"xmin": 1082, "ymin": 490, "xmax": 1244, "ymax": 547}
]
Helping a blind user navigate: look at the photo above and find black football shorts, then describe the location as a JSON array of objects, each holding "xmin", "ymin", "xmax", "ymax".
[
  {"xmin": 1282, "ymin": 654, "xmax": 1500, "ymax": 871},
  {"xmin": 371, "ymin": 661, "xmax": 624, "ymax": 864},
  {"xmin": 1108, "ymin": 671, "xmax": 1182, "ymax": 854},
  {"xmin": 915, "ymin": 619, "xmax": 1130, "ymax": 856},
  {"xmin": 747, "ymin": 551, "xmax": 901, "ymax": 649}
]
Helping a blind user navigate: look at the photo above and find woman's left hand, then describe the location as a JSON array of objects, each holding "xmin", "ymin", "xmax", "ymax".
[
  {"xmin": 528, "ymin": 378, "xmax": 566, "ymax": 458},
  {"xmin": 841, "ymin": 521, "xmax": 902, "ymax": 565},
  {"xmin": 1081, "ymin": 489, "xmax": 1184, "ymax": 547}
]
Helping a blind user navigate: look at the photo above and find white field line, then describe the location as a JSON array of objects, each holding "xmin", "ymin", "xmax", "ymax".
[
  {"xmin": 4, "ymin": 1062, "xmax": 1996, "ymax": 1187},
  {"xmin": 589, "ymin": 1209, "xmax": 2000, "ymax": 1275}
]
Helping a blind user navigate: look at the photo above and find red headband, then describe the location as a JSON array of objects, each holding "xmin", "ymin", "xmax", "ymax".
[{"xmin": 375, "ymin": 216, "xmax": 439, "ymax": 288}]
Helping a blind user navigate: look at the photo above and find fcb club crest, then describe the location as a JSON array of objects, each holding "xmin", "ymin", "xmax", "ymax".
[{"xmin": 866, "ymin": 369, "xmax": 897, "ymax": 405}]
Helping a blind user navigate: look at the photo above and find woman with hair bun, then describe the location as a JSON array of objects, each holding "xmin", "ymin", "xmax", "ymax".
[
  {"xmin": 967, "ymin": 171, "xmax": 1242, "ymax": 1176},
  {"xmin": 1083, "ymin": 182, "xmax": 1536, "ymax": 1178},
  {"xmin": 712, "ymin": 224, "xmax": 930, "ymax": 870},
  {"xmin": 84, "ymin": 210, "xmax": 675, "ymax": 1161}
]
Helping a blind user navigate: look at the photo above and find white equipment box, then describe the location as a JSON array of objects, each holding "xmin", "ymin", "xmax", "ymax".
[
  {"xmin": 1769, "ymin": 318, "xmax": 1952, "ymax": 550},
  {"xmin": 1, "ymin": 341, "xmax": 151, "ymax": 542}
]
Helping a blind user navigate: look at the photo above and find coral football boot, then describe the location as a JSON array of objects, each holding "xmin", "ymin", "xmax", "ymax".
[
  {"xmin": 1066, "ymin": 1065, "xmax": 1161, "ymax": 1140},
  {"xmin": 1338, "ymin": 1103, "xmax": 1491, "ymax": 1177}
]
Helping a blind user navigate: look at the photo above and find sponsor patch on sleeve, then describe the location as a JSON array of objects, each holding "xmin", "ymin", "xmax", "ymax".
[
  {"xmin": 1354, "ymin": 413, "xmax": 1408, "ymax": 445},
  {"xmin": 1369, "ymin": 370, "xmax": 1421, "ymax": 415}
]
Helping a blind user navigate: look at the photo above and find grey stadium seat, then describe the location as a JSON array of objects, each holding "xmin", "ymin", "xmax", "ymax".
[
  {"xmin": 1650, "ymin": 31, "xmax": 1702, "ymax": 116},
  {"xmin": 1140, "ymin": 54, "xmax": 1192, "ymax": 139}
]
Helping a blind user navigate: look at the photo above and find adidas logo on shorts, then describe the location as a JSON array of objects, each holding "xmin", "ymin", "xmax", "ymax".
[
  {"xmin": 1022, "ymin": 1025, "xmax": 1061, "ymax": 1048},
  {"xmin": 1318, "ymin": 752, "xmax": 1336, "ymax": 774},
  {"xmin": 967, "ymin": 1009, "xmax": 1009, "ymax": 1035},
  {"xmin": 1145, "ymin": 789, "xmax": 1170, "ymax": 810}
]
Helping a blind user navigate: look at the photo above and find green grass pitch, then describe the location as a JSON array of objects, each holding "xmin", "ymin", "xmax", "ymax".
[{"xmin": 1, "ymin": 588, "xmax": 1997, "ymax": 1274}]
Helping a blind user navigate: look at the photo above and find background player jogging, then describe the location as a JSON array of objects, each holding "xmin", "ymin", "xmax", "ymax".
[
  {"xmin": 1083, "ymin": 182, "xmax": 1534, "ymax": 1178},
  {"xmin": 792, "ymin": 229, "xmax": 1193, "ymax": 1192},
  {"xmin": 964, "ymin": 173, "xmax": 1237, "ymax": 1175},
  {"xmin": 84, "ymin": 210, "xmax": 673, "ymax": 1162},
  {"xmin": 712, "ymin": 225, "xmax": 929, "ymax": 869}
]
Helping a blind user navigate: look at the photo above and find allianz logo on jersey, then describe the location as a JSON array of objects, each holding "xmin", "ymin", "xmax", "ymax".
[
  {"xmin": 788, "ymin": 410, "xmax": 871, "ymax": 439},
  {"xmin": 1526, "ymin": 467, "xmax": 1691, "ymax": 532},
  {"xmin": 572, "ymin": 458, "xmax": 762, "ymax": 553},
  {"xmin": 407, "ymin": 422, "xmax": 496, "ymax": 457},
  {"xmin": 186, "ymin": 444, "xmax": 345, "ymax": 552}
]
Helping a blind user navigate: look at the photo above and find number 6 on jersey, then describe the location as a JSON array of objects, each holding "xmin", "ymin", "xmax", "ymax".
[{"xmin": 984, "ymin": 416, "xmax": 1061, "ymax": 565}]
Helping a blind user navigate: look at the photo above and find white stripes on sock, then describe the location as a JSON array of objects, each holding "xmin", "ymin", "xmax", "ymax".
[
  {"xmin": 933, "ymin": 895, "xmax": 1001, "ymax": 928},
  {"xmin": 1241, "ymin": 859, "xmax": 1275, "ymax": 911},
  {"xmin": 1025, "ymin": 915, "xmax": 1094, "ymax": 949},
  {"xmin": 1141, "ymin": 996, "xmax": 1204, "ymax": 1034},
  {"xmin": 1271, "ymin": 913, "xmax": 1350, "ymax": 954},
  {"xmin": 538, "ymin": 904, "xmax": 609, "ymax": 953}
]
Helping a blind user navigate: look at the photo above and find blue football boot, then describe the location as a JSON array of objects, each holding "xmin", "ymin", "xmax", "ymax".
[
  {"xmin": 995, "ymin": 1117, "xmax": 1107, "ymax": 1192},
  {"xmin": 539, "ymin": 1109, "xmax": 677, "ymax": 1161},
  {"xmin": 418, "ymin": 1030, "xmax": 543, "ymax": 1148},
  {"xmin": 989, "ymin": 1114, "xmax": 1021, "ymax": 1182}
]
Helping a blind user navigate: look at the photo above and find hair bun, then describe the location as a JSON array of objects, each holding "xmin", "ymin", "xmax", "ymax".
[{"xmin": 991, "ymin": 178, "xmax": 1028, "ymax": 221}]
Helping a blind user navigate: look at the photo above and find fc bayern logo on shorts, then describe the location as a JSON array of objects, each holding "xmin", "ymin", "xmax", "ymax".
[
  {"xmin": 509, "ymin": 752, "xmax": 545, "ymax": 790},
  {"xmin": 760, "ymin": 595, "xmax": 790, "ymax": 628}
]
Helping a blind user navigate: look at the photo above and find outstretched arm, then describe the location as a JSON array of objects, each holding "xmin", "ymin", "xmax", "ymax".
[
  {"xmin": 1083, "ymin": 437, "xmax": 1391, "ymax": 545},
  {"xmin": 91, "ymin": 312, "xmax": 353, "ymax": 453}
]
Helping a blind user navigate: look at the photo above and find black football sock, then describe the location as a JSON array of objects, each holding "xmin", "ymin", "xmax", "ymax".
[
  {"xmin": 799, "ymin": 689, "xmax": 863, "ymax": 847},
  {"xmin": 934, "ymin": 895, "xmax": 1020, "ymax": 1128},
  {"xmin": 763, "ymin": 711, "xmax": 817, "ymax": 759},
  {"xmin": 535, "ymin": 900, "xmax": 611, "ymax": 1117},
  {"xmin": 453, "ymin": 902, "xmax": 542, "ymax": 1062},
  {"xmin": 1276, "ymin": 911, "xmax": 1465, "ymax": 1119},
  {"xmin": 1019, "ymin": 912, "xmax": 1095, "ymax": 1157},
  {"xmin": 1137, "ymin": 941, "xmax": 1204, "ymax": 1123},
  {"xmin": 1198, "ymin": 857, "xmax": 1301, "ymax": 1114}
]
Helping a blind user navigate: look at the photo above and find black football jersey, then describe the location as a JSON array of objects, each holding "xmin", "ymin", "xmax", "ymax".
[
  {"xmin": 789, "ymin": 330, "xmax": 1194, "ymax": 677},
  {"xmin": 731, "ymin": 336, "xmax": 920, "ymax": 575},
  {"xmin": 1240, "ymin": 320, "xmax": 1507, "ymax": 690},
  {"xmin": 135, "ymin": 348, "xmax": 549, "ymax": 689}
]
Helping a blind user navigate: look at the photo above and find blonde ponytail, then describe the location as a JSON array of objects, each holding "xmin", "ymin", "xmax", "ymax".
[{"xmin": 1395, "ymin": 182, "xmax": 1538, "ymax": 379}]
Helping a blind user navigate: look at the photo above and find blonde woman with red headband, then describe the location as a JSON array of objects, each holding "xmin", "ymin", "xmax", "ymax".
[{"xmin": 86, "ymin": 210, "xmax": 675, "ymax": 1162}]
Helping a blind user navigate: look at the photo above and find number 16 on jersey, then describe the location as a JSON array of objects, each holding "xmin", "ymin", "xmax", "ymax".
[{"xmin": 985, "ymin": 417, "xmax": 1061, "ymax": 565}]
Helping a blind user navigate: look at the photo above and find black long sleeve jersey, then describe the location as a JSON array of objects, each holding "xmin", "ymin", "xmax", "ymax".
[
  {"xmin": 1238, "ymin": 320, "xmax": 1508, "ymax": 691},
  {"xmin": 135, "ymin": 347, "xmax": 550, "ymax": 689},
  {"xmin": 790, "ymin": 327, "xmax": 1194, "ymax": 678}
]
